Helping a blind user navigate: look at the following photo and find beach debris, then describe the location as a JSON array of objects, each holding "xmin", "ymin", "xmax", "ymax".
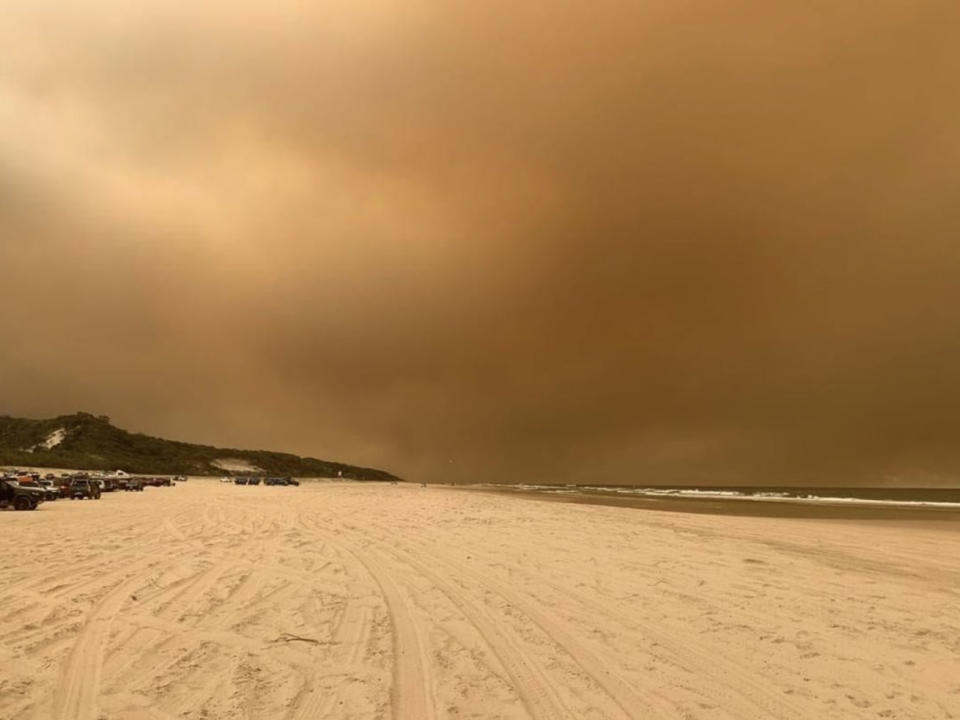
[{"xmin": 272, "ymin": 632, "xmax": 321, "ymax": 645}]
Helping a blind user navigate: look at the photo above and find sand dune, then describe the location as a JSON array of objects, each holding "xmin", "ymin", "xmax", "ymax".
[{"xmin": 1, "ymin": 481, "xmax": 958, "ymax": 719}]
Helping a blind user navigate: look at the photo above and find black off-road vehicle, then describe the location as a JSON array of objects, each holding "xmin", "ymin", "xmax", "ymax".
[
  {"xmin": 141, "ymin": 477, "xmax": 172, "ymax": 487},
  {"xmin": 0, "ymin": 479, "xmax": 45, "ymax": 510}
]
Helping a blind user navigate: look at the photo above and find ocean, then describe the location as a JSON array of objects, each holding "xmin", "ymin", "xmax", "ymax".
[{"xmin": 472, "ymin": 483, "xmax": 960, "ymax": 519}]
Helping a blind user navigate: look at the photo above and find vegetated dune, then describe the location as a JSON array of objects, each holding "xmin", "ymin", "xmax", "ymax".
[
  {"xmin": 0, "ymin": 482, "xmax": 958, "ymax": 719},
  {"xmin": 0, "ymin": 412, "xmax": 400, "ymax": 480}
]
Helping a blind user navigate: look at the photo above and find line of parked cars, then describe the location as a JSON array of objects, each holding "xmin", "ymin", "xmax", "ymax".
[
  {"xmin": 232, "ymin": 476, "xmax": 300, "ymax": 486},
  {"xmin": 0, "ymin": 471, "xmax": 184, "ymax": 511}
]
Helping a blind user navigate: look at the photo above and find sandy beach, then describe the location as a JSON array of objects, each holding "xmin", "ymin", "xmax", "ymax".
[{"xmin": 1, "ymin": 481, "xmax": 958, "ymax": 720}]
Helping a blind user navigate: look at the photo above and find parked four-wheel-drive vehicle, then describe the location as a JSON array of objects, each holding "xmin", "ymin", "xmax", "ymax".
[
  {"xmin": 35, "ymin": 479, "xmax": 60, "ymax": 501},
  {"xmin": 0, "ymin": 479, "xmax": 45, "ymax": 510},
  {"xmin": 123, "ymin": 478, "xmax": 144, "ymax": 492},
  {"xmin": 59, "ymin": 475, "xmax": 93, "ymax": 497},
  {"xmin": 67, "ymin": 478, "xmax": 101, "ymax": 500},
  {"xmin": 264, "ymin": 477, "xmax": 300, "ymax": 486},
  {"xmin": 17, "ymin": 477, "xmax": 59, "ymax": 501},
  {"xmin": 234, "ymin": 477, "xmax": 249, "ymax": 485},
  {"xmin": 141, "ymin": 477, "xmax": 172, "ymax": 487}
]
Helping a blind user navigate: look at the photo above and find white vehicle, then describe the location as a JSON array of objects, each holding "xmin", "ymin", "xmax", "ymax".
[{"xmin": 36, "ymin": 479, "xmax": 60, "ymax": 501}]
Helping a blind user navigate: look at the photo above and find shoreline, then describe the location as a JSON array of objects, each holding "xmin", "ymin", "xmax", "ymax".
[{"xmin": 459, "ymin": 485, "xmax": 960, "ymax": 524}]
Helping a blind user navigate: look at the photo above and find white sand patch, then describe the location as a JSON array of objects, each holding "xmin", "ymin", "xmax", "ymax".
[
  {"xmin": 19, "ymin": 428, "xmax": 67, "ymax": 453},
  {"xmin": 41, "ymin": 428, "xmax": 67, "ymax": 449},
  {"xmin": 212, "ymin": 458, "xmax": 263, "ymax": 473}
]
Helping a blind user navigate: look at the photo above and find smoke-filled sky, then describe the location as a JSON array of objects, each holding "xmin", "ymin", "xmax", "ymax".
[{"xmin": 2, "ymin": 1, "xmax": 959, "ymax": 485}]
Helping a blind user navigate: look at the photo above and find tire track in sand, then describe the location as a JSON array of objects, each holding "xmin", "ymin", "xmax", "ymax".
[
  {"xmin": 47, "ymin": 572, "xmax": 145, "ymax": 720},
  {"xmin": 305, "ymin": 516, "xmax": 581, "ymax": 720},
  {"xmin": 288, "ymin": 599, "xmax": 375, "ymax": 720},
  {"xmin": 351, "ymin": 532, "xmax": 585, "ymax": 720},
  {"xmin": 400, "ymin": 528, "xmax": 808, "ymax": 720},
  {"xmin": 296, "ymin": 522, "xmax": 436, "ymax": 720},
  {"xmin": 367, "ymin": 532, "xmax": 665, "ymax": 720}
]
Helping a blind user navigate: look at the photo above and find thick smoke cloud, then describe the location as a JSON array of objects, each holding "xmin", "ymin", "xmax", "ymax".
[{"xmin": 2, "ymin": 0, "xmax": 959, "ymax": 484}]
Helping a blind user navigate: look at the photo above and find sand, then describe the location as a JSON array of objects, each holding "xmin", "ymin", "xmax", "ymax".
[{"xmin": 1, "ymin": 481, "xmax": 958, "ymax": 720}]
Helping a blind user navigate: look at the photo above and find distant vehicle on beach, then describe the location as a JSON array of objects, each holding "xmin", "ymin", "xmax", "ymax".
[{"xmin": 141, "ymin": 477, "xmax": 172, "ymax": 487}]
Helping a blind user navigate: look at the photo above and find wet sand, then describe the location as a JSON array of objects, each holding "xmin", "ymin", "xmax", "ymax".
[{"xmin": 2, "ymin": 480, "xmax": 959, "ymax": 719}]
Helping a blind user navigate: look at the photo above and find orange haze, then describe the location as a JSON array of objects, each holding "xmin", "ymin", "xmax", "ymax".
[{"xmin": 2, "ymin": 1, "xmax": 959, "ymax": 484}]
